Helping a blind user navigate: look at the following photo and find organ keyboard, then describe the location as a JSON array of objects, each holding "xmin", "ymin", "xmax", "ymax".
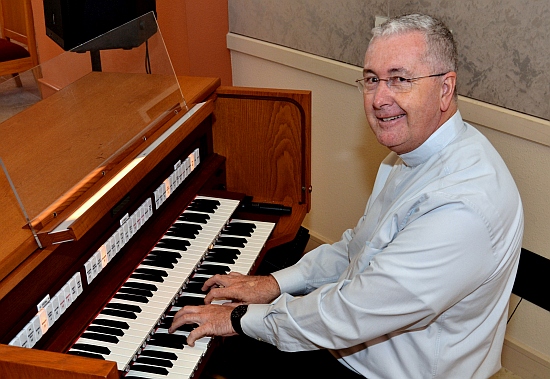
[
  {"xmin": 69, "ymin": 196, "xmax": 275, "ymax": 377},
  {"xmin": 0, "ymin": 70, "xmax": 311, "ymax": 379}
]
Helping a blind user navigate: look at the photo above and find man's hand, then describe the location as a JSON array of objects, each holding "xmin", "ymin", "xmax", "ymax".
[
  {"xmin": 169, "ymin": 273, "xmax": 280, "ymax": 346},
  {"xmin": 169, "ymin": 303, "xmax": 238, "ymax": 347},
  {"xmin": 202, "ymin": 272, "xmax": 281, "ymax": 305}
]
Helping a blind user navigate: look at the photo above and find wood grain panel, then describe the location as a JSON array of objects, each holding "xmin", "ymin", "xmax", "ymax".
[
  {"xmin": 212, "ymin": 86, "xmax": 311, "ymax": 207},
  {"xmin": 0, "ymin": 344, "xmax": 118, "ymax": 379},
  {"xmin": 212, "ymin": 86, "xmax": 311, "ymax": 246}
]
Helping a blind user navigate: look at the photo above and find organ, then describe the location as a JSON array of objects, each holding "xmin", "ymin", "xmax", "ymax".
[{"xmin": 0, "ymin": 16, "xmax": 310, "ymax": 379}]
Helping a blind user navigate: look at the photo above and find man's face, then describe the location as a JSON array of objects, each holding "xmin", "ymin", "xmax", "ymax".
[{"xmin": 363, "ymin": 32, "xmax": 454, "ymax": 154}]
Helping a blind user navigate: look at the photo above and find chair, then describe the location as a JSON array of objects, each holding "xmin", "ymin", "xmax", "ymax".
[{"xmin": 0, "ymin": 0, "xmax": 38, "ymax": 86}]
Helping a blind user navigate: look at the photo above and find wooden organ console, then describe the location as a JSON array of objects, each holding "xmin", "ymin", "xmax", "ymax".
[{"xmin": 0, "ymin": 72, "xmax": 311, "ymax": 378}]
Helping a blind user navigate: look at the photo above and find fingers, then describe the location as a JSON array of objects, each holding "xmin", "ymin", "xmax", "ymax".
[
  {"xmin": 202, "ymin": 272, "xmax": 244, "ymax": 291},
  {"xmin": 202, "ymin": 273, "xmax": 246, "ymax": 304},
  {"xmin": 202, "ymin": 273, "xmax": 281, "ymax": 305},
  {"xmin": 186, "ymin": 327, "xmax": 202, "ymax": 347},
  {"xmin": 201, "ymin": 274, "xmax": 226, "ymax": 292},
  {"xmin": 203, "ymin": 285, "xmax": 240, "ymax": 304},
  {"xmin": 169, "ymin": 305, "xmax": 201, "ymax": 333},
  {"xmin": 168, "ymin": 304, "xmax": 237, "ymax": 347}
]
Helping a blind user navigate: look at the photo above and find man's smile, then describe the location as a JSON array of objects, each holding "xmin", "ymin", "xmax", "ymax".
[{"xmin": 379, "ymin": 114, "xmax": 405, "ymax": 122}]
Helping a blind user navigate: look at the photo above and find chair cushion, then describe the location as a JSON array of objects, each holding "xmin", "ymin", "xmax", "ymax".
[{"xmin": 0, "ymin": 38, "xmax": 30, "ymax": 62}]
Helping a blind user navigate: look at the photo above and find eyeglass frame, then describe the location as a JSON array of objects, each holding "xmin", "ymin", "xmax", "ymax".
[{"xmin": 355, "ymin": 72, "xmax": 449, "ymax": 94}]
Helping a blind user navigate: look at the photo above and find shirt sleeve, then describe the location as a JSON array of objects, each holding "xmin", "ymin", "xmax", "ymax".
[
  {"xmin": 271, "ymin": 153, "xmax": 399, "ymax": 296},
  {"xmin": 242, "ymin": 199, "xmax": 497, "ymax": 352},
  {"xmin": 271, "ymin": 227, "xmax": 356, "ymax": 295}
]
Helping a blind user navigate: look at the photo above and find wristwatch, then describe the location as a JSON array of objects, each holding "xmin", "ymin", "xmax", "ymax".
[{"xmin": 230, "ymin": 304, "xmax": 248, "ymax": 336}]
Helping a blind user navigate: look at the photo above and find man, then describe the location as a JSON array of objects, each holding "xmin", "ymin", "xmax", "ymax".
[{"xmin": 170, "ymin": 14, "xmax": 523, "ymax": 378}]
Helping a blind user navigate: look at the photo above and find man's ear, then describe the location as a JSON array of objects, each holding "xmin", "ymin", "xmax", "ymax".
[{"xmin": 440, "ymin": 72, "xmax": 457, "ymax": 112}]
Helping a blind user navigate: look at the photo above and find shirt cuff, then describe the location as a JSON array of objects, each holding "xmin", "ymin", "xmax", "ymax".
[
  {"xmin": 240, "ymin": 303, "xmax": 272, "ymax": 342},
  {"xmin": 271, "ymin": 265, "xmax": 307, "ymax": 295}
]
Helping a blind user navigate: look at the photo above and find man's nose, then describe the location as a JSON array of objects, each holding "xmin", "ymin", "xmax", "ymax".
[{"xmin": 371, "ymin": 81, "xmax": 393, "ymax": 108}]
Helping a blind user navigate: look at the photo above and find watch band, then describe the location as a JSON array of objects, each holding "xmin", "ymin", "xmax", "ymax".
[{"xmin": 231, "ymin": 304, "xmax": 249, "ymax": 336}]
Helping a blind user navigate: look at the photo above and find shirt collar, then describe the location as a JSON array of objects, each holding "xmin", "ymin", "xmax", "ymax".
[{"xmin": 399, "ymin": 110, "xmax": 464, "ymax": 167}]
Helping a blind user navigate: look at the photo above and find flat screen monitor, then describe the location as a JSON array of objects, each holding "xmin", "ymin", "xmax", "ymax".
[{"xmin": 43, "ymin": 0, "xmax": 157, "ymax": 51}]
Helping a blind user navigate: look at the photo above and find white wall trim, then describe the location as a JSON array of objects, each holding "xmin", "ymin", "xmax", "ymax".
[
  {"xmin": 227, "ymin": 32, "xmax": 550, "ymax": 148},
  {"xmin": 502, "ymin": 336, "xmax": 550, "ymax": 378},
  {"xmin": 227, "ymin": 33, "xmax": 360, "ymax": 86}
]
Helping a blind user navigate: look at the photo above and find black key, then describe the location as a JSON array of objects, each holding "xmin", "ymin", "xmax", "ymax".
[
  {"xmin": 92, "ymin": 319, "xmax": 129, "ymax": 330},
  {"xmin": 135, "ymin": 356, "xmax": 173, "ymax": 368},
  {"xmin": 105, "ymin": 302, "xmax": 142, "ymax": 313},
  {"xmin": 174, "ymin": 296, "xmax": 205, "ymax": 307},
  {"xmin": 229, "ymin": 221, "xmax": 256, "ymax": 230},
  {"xmin": 140, "ymin": 260, "xmax": 174, "ymax": 270},
  {"xmin": 100, "ymin": 308, "xmax": 138, "ymax": 319},
  {"xmin": 207, "ymin": 249, "xmax": 239, "ymax": 258},
  {"xmin": 196, "ymin": 264, "xmax": 231, "ymax": 275},
  {"xmin": 86, "ymin": 325, "xmax": 125, "ymax": 336},
  {"xmin": 215, "ymin": 236, "xmax": 247, "ymax": 248},
  {"xmin": 164, "ymin": 229, "xmax": 197, "ymax": 239},
  {"xmin": 145, "ymin": 255, "xmax": 179, "ymax": 264},
  {"xmin": 223, "ymin": 223, "xmax": 256, "ymax": 237},
  {"xmin": 149, "ymin": 250, "xmax": 182, "ymax": 259},
  {"xmin": 131, "ymin": 364, "xmax": 169, "ymax": 375},
  {"xmin": 154, "ymin": 333, "xmax": 188, "ymax": 344},
  {"xmin": 72, "ymin": 343, "xmax": 111, "ymax": 355},
  {"xmin": 192, "ymin": 198, "xmax": 220, "ymax": 207},
  {"xmin": 140, "ymin": 350, "xmax": 178, "ymax": 360},
  {"xmin": 172, "ymin": 222, "xmax": 202, "ymax": 230},
  {"xmin": 208, "ymin": 248, "xmax": 239, "ymax": 256},
  {"xmin": 118, "ymin": 287, "xmax": 154, "ymax": 297},
  {"xmin": 185, "ymin": 202, "xmax": 218, "ymax": 213},
  {"xmin": 187, "ymin": 275, "xmax": 209, "ymax": 283},
  {"xmin": 171, "ymin": 223, "xmax": 202, "ymax": 234},
  {"xmin": 114, "ymin": 293, "xmax": 150, "ymax": 304},
  {"xmin": 81, "ymin": 332, "xmax": 119, "ymax": 344},
  {"xmin": 124, "ymin": 282, "xmax": 158, "ymax": 292},
  {"xmin": 158, "ymin": 317, "xmax": 174, "ymax": 329},
  {"xmin": 148, "ymin": 333, "xmax": 187, "ymax": 349},
  {"xmin": 147, "ymin": 338, "xmax": 184, "ymax": 350},
  {"xmin": 209, "ymin": 247, "xmax": 241, "ymax": 256},
  {"xmin": 134, "ymin": 267, "xmax": 169, "ymax": 278},
  {"xmin": 183, "ymin": 282, "xmax": 207, "ymax": 294},
  {"xmin": 68, "ymin": 350, "xmax": 105, "ymax": 360},
  {"xmin": 223, "ymin": 228, "xmax": 252, "ymax": 237},
  {"xmin": 159, "ymin": 318, "xmax": 197, "ymax": 332},
  {"xmin": 156, "ymin": 239, "xmax": 190, "ymax": 250},
  {"xmin": 160, "ymin": 325, "xmax": 196, "ymax": 333},
  {"xmin": 131, "ymin": 273, "xmax": 165, "ymax": 283},
  {"xmin": 204, "ymin": 254, "xmax": 236, "ymax": 264},
  {"xmin": 179, "ymin": 213, "xmax": 209, "ymax": 223}
]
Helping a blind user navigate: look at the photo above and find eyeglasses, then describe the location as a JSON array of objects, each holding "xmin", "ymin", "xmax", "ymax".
[{"xmin": 355, "ymin": 72, "xmax": 448, "ymax": 94}]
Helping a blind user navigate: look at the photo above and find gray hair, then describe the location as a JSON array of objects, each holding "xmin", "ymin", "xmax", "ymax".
[{"xmin": 371, "ymin": 14, "xmax": 457, "ymax": 75}]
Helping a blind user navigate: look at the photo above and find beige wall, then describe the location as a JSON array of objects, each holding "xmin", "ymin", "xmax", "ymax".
[
  {"xmin": 228, "ymin": 34, "xmax": 550, "ymax": 378},
  {"xmin": 228, "ymin": 0, "xmax": 550, "ymax": 122}
]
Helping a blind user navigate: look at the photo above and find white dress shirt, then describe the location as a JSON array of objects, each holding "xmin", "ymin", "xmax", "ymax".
[{"xmin": 242, "ymin": 111, "xmax": 524, "ymax": 379}]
